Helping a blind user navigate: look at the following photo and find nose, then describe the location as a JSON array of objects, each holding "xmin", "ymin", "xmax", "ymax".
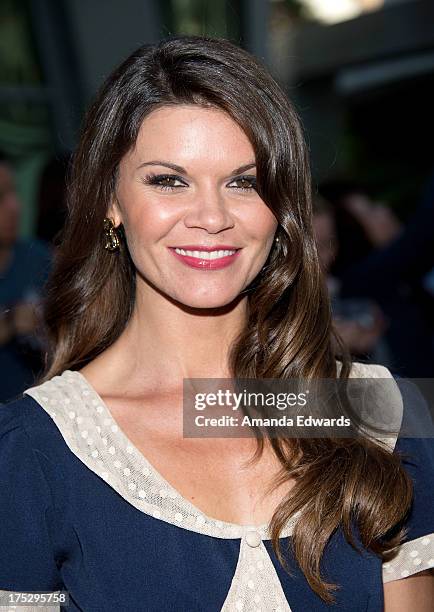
[{"xmin": 183, "ymin": 186, "xmax": 235, "ymax": 234}]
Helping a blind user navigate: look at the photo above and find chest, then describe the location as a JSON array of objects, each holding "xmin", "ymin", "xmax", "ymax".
[
  {"xmin": 106, "ymin": 397, "xmax": 297, "ymax": 526},
  {"xmin": 53, "ymin": 469, "xmax": 383, "ymax": 612}
]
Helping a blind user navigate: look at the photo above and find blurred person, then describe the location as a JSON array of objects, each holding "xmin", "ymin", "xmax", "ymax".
[
  {"xmin": 320, "ymin": 180, "xmax": 434, "ymax": 377},
  {"xmin": 337, "ymin": 181, "xmax": 434, "ymax": 337},
  {"xmin": 340, "ymin": 190, "xmax": 403, "ymax": 248},
  {"xmin": 0, "ymin": 152, "xmax": 52, "ymax": 401},
  {"xmin": 312, "ymin": 195, "xmax": 390, "ymax": 363}
]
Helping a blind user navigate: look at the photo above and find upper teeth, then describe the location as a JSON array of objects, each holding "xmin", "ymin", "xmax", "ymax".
[{"xmin": 174, "ymin": 248, "xmax": 236, "ymax": 260}]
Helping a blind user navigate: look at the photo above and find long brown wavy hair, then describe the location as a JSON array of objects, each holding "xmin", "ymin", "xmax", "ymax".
[{"xmin": 37, "ymin": 35, "xmax": 412, "ymax": 603}]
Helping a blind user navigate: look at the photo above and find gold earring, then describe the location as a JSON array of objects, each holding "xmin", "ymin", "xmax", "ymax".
[{"xmin": 103, "ymin": 217, "xmax": 120, "ymax": 252}]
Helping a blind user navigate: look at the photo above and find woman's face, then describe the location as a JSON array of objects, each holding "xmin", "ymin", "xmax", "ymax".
[{"xmin": 110, "ymin": 104, "xmax": 278, "ymax": 309}]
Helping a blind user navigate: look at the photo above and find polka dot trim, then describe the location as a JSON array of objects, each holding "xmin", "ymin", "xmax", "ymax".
[
  {"xmin": 337, "ymin": 362, "xmax": 403, "ymax": 453},
  {"xmin": 24, "ymin": 371, "xmax": 301, "ymax": 540},
  {"xmin": 221, "ymin": 532, "xmax": 292, "ymax": 611},
  {"xmin": 383, "ymin": 533, "xmax": 434, "ymax": 582},
  {"xmin": 23, "ymin": 361, "xmax": 401, "ymax": 541}
]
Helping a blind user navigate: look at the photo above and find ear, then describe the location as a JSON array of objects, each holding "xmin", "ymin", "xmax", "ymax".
[{"xmin": 106, "ymin": 195, "xmax": 123, "ymax": 227}]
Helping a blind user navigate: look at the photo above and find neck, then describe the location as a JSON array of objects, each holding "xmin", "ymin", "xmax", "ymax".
[{"xmin": 91, "ymin": 275, "xmax": 248, "ymax": 394}]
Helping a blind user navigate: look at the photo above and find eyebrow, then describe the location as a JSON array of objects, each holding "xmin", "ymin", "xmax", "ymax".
[{"xmin": 136, "ymin": 160, "xmax": 256, "ymax": 175}]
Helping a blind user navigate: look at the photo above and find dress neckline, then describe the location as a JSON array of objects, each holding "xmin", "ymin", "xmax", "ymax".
[
  {"xmin": 71, "ymin": 368, "xmax": 293, "ymax": 535},
  {"xmin": 24, "ymin": 369, "xmax": 302, "ymax": 540},
  {"xmin": 24, "ymin": 362, "xmax": 402, "ymax": 540}
]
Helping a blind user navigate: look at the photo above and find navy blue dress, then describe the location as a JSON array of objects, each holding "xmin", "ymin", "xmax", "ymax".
[{"xmin": 0, "ymin": 365, "xmax": 433, "ymax": 611}]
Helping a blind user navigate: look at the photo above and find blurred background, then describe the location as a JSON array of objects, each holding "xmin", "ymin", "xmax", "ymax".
[{"xmin": 1, "ymin": 0, "xmax": 434, "ymax": 401}]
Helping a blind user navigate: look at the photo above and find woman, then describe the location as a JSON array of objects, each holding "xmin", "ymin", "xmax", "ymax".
[{"xmin": 0, "ymin": 35, "xmax": 433, "ymax": 611}]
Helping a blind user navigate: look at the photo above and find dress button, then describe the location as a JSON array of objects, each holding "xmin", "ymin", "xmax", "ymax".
[{"xmin": 245, "ymin": 529, "xmax": 262, "ymax": 548}]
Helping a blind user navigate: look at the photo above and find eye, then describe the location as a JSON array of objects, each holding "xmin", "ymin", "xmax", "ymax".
[
  {"xmin": 228, "ymin": 175, "xmax": 257, "ymax": 192},
  {"xmin": 141, "ymin": 173, "xmax": 187, "ymax": 191}
]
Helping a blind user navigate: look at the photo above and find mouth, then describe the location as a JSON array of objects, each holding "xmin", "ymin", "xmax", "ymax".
[{"xmin": 168, "ymin": 245, "xmax": 242, "ymax": 270}]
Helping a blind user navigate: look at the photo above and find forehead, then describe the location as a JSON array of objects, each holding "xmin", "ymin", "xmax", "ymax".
[{"xmin": 126, "ymin": 104, "xmax": 254, "ymax": 169}]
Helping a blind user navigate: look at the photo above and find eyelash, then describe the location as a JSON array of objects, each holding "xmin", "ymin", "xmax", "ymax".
[{"xmin": 141, "ymin": 173, "xmax": 257, "ymax": 193}]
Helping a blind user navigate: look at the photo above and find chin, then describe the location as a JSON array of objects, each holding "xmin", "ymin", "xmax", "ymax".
[{"xmin": 173, "ymin": 290, "xmax": 242, "ymax": 311}]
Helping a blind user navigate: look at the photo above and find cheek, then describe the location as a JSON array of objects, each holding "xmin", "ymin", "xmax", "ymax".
[
  {"xmin": 246, "ymin": 204, "xmax": 278, "ymax": 239},
  {"xmin": 121, "ymin": 197, "xmax": 176, "ymax": 248}
]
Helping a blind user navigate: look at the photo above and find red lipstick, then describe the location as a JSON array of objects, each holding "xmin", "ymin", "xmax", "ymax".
[{"xmin": 168, "ymin": 245, "xmax": 242, "ymax": 270}]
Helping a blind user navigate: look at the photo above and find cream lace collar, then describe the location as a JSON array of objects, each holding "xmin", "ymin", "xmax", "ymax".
[{"xmin": 24, "ymin": 362, "xmax": 402, "ymax": 541}]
